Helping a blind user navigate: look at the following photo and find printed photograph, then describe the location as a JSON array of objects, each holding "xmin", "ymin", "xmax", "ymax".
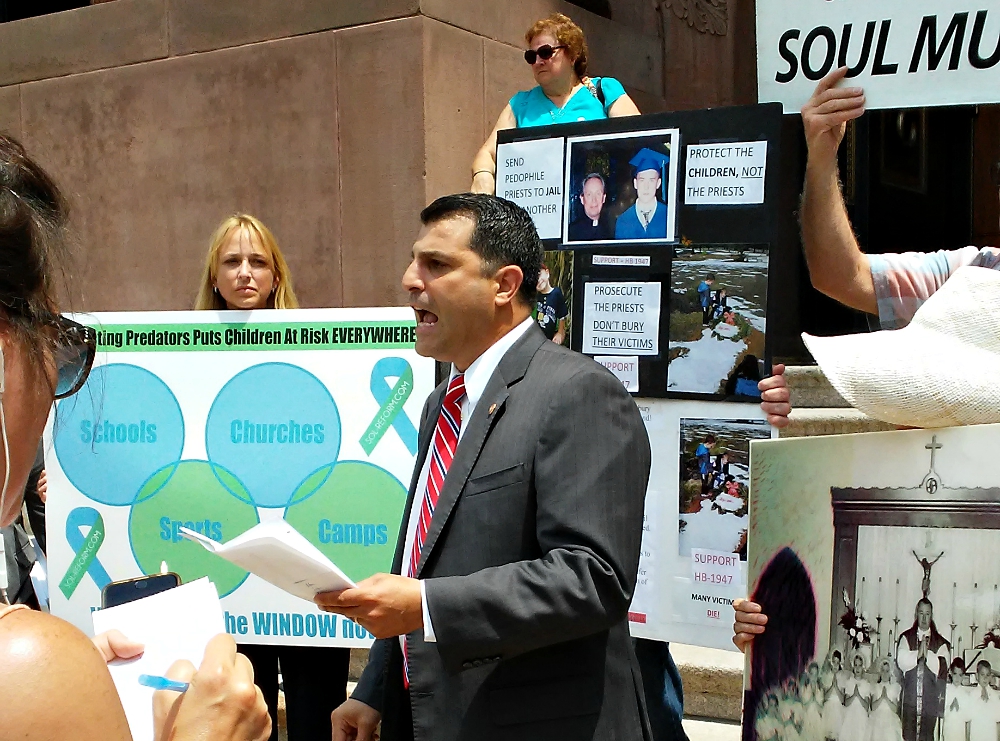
[
  {"xmin": 677, "ymin": 417, "xmax": 770, "ymax": 562},
  {"xmin": 666, "ymin": 245, "xmax": 768, "ymax": 396},
  {"xmin": 745, "ymin": 425, "xmax": 1000, "ymax": 741},
  {"xmin": 562, "ymin": 128, "xmax": 680, "ymax": 245},
  {"xmin": 534, "ymin": 250, "xmax": 573, "ymax": 348}
]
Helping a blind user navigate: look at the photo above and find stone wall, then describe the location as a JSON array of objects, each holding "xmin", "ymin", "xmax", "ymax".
[{"xmin": 0, "ymin": 0, "xmax": 663, "ymax": 312}]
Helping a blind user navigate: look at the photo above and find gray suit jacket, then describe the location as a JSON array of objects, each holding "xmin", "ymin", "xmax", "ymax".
[{"xmin": 353, "ymin": 324, "xmax": 652, "ymax": 741}]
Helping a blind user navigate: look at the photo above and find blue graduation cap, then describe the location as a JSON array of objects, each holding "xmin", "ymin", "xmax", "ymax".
[{"xmin": 629, "ymin": 147, "xmax": 670, "ymax": 176}]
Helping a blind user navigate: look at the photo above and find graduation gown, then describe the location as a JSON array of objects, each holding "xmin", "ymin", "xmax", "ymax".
[{"xmin": 614, "ymin": 201, "xmax": 668, "ymax": 240}]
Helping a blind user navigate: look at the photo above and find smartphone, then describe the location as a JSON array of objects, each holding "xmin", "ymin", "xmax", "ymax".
[{"xmin": 101, "ymin": 573, "xmax": 181, "ymax": 609}]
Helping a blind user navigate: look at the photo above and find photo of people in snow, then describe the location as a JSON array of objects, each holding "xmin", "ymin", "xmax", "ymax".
[
  {"xmin": 678, "ymin": 418, "xmax": 770, "ymax": 561},
  {"xmin": 562, "ymin": 128, "xmax": 680, "ymax": 245},
  {"xmin": 667, "ymin": 245, "xmax": 768, "ymax": 396}
]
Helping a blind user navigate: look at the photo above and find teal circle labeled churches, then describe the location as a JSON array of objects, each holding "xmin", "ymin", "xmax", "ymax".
[
  {"xmin": 205, "ymin": 363, "xmax": 342, "ymax": 508},
  {"xmin": 54, "ymin": 363, "xmax": 185, "ymax": 506}
]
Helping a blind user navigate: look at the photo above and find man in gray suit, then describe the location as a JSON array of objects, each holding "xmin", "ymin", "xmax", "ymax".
[{"xmin": 318, "ymin": 193, "xmax": 652, "ymax": 741}]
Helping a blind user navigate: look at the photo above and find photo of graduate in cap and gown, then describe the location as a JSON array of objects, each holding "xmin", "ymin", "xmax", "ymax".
[{"xmin": 615, "ymin": 147, "xmax": 670, "ymax": 240}]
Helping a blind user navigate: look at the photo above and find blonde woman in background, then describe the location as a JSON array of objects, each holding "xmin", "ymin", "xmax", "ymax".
[
  {"xmin": 194, "ymin": 214, "xmax": 351, "ymax": 741},
  {"xmin": 194, "ymin": 214, "xmax": 298, "ymax": 311}
]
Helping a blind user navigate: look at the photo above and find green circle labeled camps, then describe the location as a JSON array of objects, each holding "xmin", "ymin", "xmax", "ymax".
[
  {"xmin": 129, "ymin": 460, "xmax": 260, "ymax": 596},
  {"xmin": 284, "ymin": 461, "xmax": 407, "ymax": 583}
]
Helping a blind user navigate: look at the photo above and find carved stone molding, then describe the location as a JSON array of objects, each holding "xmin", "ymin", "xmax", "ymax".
[{"xmin": 665, "ymin": 0, "xmax": 728, "ymax": 36}]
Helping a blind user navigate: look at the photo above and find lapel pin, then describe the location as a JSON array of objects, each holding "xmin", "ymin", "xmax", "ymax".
[{"xmin": 489, "ymin": 403, "xmax": 497, "ymax": 415}]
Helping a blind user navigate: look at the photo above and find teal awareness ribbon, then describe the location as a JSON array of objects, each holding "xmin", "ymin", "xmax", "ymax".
[
  {"xmin": 361, "ymin": 357, "xmax": 417, "ymax": 456},
  {"xmin": 59, "ymin": 506, "xmax": 111, "ymax": 599}
]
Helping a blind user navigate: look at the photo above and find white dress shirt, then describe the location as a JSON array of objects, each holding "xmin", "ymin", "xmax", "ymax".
[
  {"xmin": 401, "ymin": 316, "xmax": 534, "ymax": 648},
  {"xmin": 637, "ymin": 199, "xmax": 658, "ymax": 228}
]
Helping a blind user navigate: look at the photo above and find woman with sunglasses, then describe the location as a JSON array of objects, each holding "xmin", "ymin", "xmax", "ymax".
[
  {"xmin": 470, "ymin": 12, "xmax": 641, "ymax": 195},
  {"xmin": 0, "ymin": 134, "xmax": 270, "ymax": 740},
  {"xmin": 194, "ymin": 214, "xmax": 352, "ymax": 741}
]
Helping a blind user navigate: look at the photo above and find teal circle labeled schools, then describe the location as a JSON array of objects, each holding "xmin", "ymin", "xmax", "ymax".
[
  {"xmin": 54, "ymin": 363, "xmax": 185, "ymax": 506},
  {"xmin": 284, "ymin": 461, "xmax": 407, "ymax": 583},
  {"xmin": 205, "ymin": 363, "xmax": 342, "ymax": 508},
  {"xmin": 129, "ymin": 460, "xmax": 259, "ymax": 596}
]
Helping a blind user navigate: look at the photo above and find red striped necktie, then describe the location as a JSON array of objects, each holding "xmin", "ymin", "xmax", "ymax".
[{"xmin": 403, "ymin": 372, "xmax": 466, "ymax": 686}]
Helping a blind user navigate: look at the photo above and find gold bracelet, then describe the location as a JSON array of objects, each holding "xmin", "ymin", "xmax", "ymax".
[{"xmin": 473, "ymin": 170, "xmax": 495, "ymax": 178}]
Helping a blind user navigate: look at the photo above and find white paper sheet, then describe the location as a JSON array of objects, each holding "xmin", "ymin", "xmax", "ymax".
[
  {"xmin": 180, "ymin": 520, "xmax": 356, "ymax": 602},
  {"xmin": 92, "ymin": 578, "xmax": 225, "ymax": 741}
]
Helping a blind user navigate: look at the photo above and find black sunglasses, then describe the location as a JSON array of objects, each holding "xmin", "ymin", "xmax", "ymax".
[
  {"xmin": 524, "ymin": 45, "xmax": 567, "ymax": 65},
  {"xmin": 51, "ymin": 314, "xmax": 97, "ymax": 399},
  {"xmin": 1, "ymin": 299, "xmax": 96, "ymax": 398}
]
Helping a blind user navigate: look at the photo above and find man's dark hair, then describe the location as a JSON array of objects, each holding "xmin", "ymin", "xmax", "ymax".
[
  {"xmin": 420, "ymin": 193, "xmax": 542, "ymax": 304},
  {"xmin": 706, "ymin": 272, "xmax": 716, "ymax": 281}
]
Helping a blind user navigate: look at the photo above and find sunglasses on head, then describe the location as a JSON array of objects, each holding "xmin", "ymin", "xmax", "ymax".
[{"xmin": 524, "ymin": 45, "xmax": 567, "ymax": 65}]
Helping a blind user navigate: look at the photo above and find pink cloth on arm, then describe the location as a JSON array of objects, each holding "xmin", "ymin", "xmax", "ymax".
[{"xmin": 869, "ymin": 246, "xmax": 1000, "ymax": 329}]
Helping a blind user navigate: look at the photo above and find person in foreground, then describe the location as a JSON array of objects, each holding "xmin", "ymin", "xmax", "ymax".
[
  {"xmin": 0, "ymin": 133, "xmax": 269, "ymax": 741},
  {"xmin": 471, "ymin": 13, "xmax": 640, "ymax": 195},
  {"xmin": 319, "ymin": 193, "xmax": 654, "ymax": 740}
]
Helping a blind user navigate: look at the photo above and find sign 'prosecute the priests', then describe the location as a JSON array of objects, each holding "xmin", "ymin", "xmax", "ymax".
[
  {"xmin": 757, "ymin": 0, "xmax": 1000, "ymax": 112},
  {"xmin": 495, "ymin": 138, "xmax": 565, "ymax": 240},
  {"xmin": 582, "ymin": 282, "xmax": 661, "ymax": 356}
]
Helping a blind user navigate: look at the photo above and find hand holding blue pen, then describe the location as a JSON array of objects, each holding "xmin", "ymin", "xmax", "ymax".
[{"xmin": 139, "ymin": 674, "xmax": 190, "ymax": 692}]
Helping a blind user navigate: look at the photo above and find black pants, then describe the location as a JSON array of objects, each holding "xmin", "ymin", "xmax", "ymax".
[
  {"xmin": 702, "ymin": 305, "xmax": 712, "ymax": 324},
  {"xmin": 238, "ymin": 644, "xmax": 351, "ymax": 741},
  {"xmin": 633, "ymin": 639, "xmax": 689, "ymax": 741}
]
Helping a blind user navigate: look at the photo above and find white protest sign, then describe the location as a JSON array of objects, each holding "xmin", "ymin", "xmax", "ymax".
[
  {"xmin": 684, "ymin": 141, "xmax": 767, "ymax": 205},
  {"xmin": 690, "ymin": 549, "xmax": 743, "ymax": 626},
  {"xmin": 496, "ymin": 138, "xmax": 565, "ymax": 239},
  {"xmin": 595, "ymin": 355, "xmax": 639, "ymax": 393},
  {"xmin": 757, "ymin": 0, "xmax": 1000, "ymax": 112},
  {"xmin": 47, "ymin": 308, "xmax": 434, "ymax": 647},
  {"xmin": 582, "ymin": 282, "xmax": 661, "ymax": 356},
  {"xmin": 628, "ymin": 402, "xmax": 774, "ymax": 651}
]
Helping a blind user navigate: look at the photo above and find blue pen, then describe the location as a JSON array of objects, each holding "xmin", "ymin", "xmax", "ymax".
[{"xmin": 138, "ymin": 674, "xmax": 190, "ymax": 692}]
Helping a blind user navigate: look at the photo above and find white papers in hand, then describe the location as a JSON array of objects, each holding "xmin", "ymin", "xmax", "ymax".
[
  {"xmin": 179, "ymin": 521, "xmax": 356, "ymax": 602},
  {"xmin": 92, "ymin": 578, "xmax": 224, "ymax": 741}
]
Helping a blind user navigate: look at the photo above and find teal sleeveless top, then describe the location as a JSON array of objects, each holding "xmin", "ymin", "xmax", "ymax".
[{"xmin": 509, "ymin": 77, "xmax": 626, "ymax": 128}]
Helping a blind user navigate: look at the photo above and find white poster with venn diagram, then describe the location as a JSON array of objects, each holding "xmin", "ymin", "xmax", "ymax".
[{"xmin": 45, "ymin": 308, "xmax": 434, "ymax": 647}]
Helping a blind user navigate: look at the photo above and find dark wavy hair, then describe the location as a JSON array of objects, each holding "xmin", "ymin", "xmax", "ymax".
[
  {"xmin": 420, "ymin": 193, "xmax": 543, "ymax": 305},
  {"xmin": 0, "ymin": 133, "xmax": 69, "ymax": 367}
]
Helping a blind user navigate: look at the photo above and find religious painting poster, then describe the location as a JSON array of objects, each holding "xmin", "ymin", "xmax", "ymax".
[
  {"xmin": 667, "ymin": 245, "xmax": 769, "ymax": 397},
  {"xmin": 628, "ymin": 400, "xmax": 774, "ymax": 651},
  {"xmin": 562, "ymin": 128, "xmax": 681, "ymax": 246},
  {"xmin": 45, "ymin": 308, "xmax": 435, "ymax": 647},
  {"xmin": 745, "ymin": 424, "xmax": 1000, "ymax": 741}
]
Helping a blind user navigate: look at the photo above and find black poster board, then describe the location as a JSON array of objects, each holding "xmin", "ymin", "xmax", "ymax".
[{"xmin": 497, "ymin": 103, "xmax": 789, "ymax": 400}]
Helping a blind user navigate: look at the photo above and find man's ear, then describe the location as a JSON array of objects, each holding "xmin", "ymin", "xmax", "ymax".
[{"xmin": 493, "ymin": 265, "xmax": 524, "ymax": 308}]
